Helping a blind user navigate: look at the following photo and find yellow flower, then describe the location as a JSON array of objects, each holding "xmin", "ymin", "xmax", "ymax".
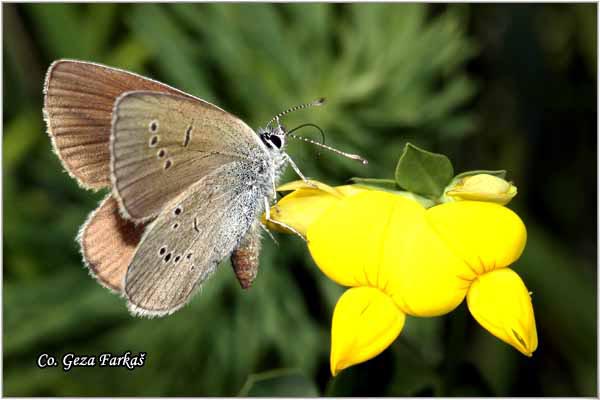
[
  {"xmin": 445, "ymin": 173, "xmax": 517, "ymax": 205},
  {"xmin": 269, "ymin": 181, "xmax": 537, "ymax": 374}
]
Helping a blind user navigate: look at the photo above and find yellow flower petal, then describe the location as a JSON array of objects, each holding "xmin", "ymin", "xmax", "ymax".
[
  {"xmin": 389, "ymin": 212, "xmax": 472, "ymax": 317},
  {"xmin": 308, "ymin": 191, "xmax": 471, "ymax": 316},
  {"xmin": 446, "ymin": 174, "xmax": 517, "ymax": 205},
  {"xmin": 330, "ymin": 286, "xmax": 405, "ymax": 376},
  {"xmin": 276, "ymin": 179, "xmax": 343, "ymax": 197},
  {"xmin": 335, "ymin": 184, "xmax": 372, "ymax": 197},
  {"xmin": 467, "ymin": 268, "xmax": 538, "ymax": 356},
  {"xmin": 426, "ymin": 201, "xmax": 527, "ymax": 276},
  {"xmin": 265, "ymin": 181, "xmax": 370, "ymax": 235},
  {"xmin": 263, "ymin": 186, "xmax": 341, "ymax": 235},
  {"xmin": 308, "ymin": 191, "xmax": 406, "ymax": 287}
]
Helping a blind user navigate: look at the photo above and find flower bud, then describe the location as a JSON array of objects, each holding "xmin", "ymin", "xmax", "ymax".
[{"xmin": 445, "ymin": 174, "xmax": 517, "ymax": 205}]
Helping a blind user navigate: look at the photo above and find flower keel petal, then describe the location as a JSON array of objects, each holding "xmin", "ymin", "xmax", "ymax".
[
  {"xmin": 467, "ymin": 268, "xmax": 538, "ymax": 356},
  {"xmin": 331, "ymin": 287, "xmax": 405, "ymax": 376}
]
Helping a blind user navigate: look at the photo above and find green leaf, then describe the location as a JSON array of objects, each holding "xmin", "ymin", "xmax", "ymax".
[
  {"xmin": 350, "ymin": 177, "xmax": 398, "ymax": 191},
  {"xmin": 394, "ymin": 143, "xmax": 454, "ymax": 198},
  {"xmin": 239, "ymin": 369, "xmax": 319, "ymax": 397}
]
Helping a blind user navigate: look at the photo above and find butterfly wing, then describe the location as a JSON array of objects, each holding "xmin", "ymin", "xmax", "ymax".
[
  {"xmin": 110, "ymin": 91, "xmax": 267, "ymax": 222},
  {"xmin": 43, "ymin": 59, "xmax": 206, "ymax": 190},
  {"xmin": 78, "ymin": 195, "xmax": 147, "ymax": 292},
  {"xmin": 124, "ymin": 162, "xmax": 264, "ymax": 317}
]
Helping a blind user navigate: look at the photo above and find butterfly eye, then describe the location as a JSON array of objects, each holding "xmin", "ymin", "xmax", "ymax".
[
  {"xmin": 260, "ymin": 133, "xmax": 272, "ymax": 148},
  {"xmin": 269, "ymin": 135, "xmax": 282, "ymax": 149}
]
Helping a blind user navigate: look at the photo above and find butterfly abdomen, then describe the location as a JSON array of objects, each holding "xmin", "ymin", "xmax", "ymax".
[{"xmin": 231, "ymin": 222, "xmax": 262, "ymax": 289}]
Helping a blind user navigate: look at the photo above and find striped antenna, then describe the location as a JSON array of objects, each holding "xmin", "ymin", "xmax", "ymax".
[
  {"xmin": 288, "ymin": 133, "xmax": 368, "ymax": 165},
  {"xmin": 267, "ymin": 98, "xmax": 326, "ymax": 128},
  {"xmin": 286, "ymin": 123, "xmax": 326, "ymax": 144}
]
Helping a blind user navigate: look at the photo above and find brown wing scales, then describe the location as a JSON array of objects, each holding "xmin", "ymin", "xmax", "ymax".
[{"xmin": 78, "ymin": 195, "xmax": 147, "ymax": 292}]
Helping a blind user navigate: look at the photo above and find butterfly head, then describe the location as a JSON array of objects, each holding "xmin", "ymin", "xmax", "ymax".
[
  {"xmin": 259, "ymin": 98, "xmax": 325, "ymax": 152},
  {"xmin": 259, "ymin": 124, "xmax": 287, "ymax": 151},
  {"xmin": 258, "ymin": 98, "xmax": 368, "ymax": 164}
]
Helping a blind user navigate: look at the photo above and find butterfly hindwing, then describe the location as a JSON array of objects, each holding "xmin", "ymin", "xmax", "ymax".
[
  {"xmin": 78, "ymin": 195, "xmax": 146, "ymax": 292},
  {"xmin": 124, "ymin": 162, "xmax": 264, "ymax": 317}
]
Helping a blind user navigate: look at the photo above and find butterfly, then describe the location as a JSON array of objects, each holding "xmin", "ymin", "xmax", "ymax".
[{"xmin": 43, "ymin": 59, "xmax": 365, "ymax": 317}]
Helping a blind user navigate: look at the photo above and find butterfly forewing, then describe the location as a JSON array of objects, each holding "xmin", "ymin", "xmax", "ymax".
[
  {"xmin": 124, "ymin": 162, "xmax": 263, "ymax": 317},
  {"xmin": 111, "ymin": 91, "xmax": 266, "ymax": 221},
  {"xmin": 43, "ymin": 60, "xmax": 199, "ymax": 190}
]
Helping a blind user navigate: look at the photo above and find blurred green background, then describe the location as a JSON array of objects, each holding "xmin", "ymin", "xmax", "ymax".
[{"xmin": 3, "ymin": 3, "xmax": 597, "ymax": 396}]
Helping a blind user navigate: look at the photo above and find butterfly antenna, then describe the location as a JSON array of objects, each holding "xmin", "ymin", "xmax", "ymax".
[
  {"xmin": 267, "ymin": 98, "xmax": 326, "ymax": 128},
  {"xmin": 288, "ymin": 133, "xmax": 368, "ymax": 165},
  {"xmin": 287, "ymin": 123, "xmax": 326, "ymax": 144}
]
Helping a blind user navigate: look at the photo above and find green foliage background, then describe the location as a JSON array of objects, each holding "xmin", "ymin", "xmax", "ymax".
[{"xmin": 3, "ymin": 3, "xmax": 596, "ymax": 396}]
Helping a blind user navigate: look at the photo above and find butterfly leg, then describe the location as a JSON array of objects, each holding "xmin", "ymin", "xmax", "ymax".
[
  {"xmin": 263, "ymin": 196, "xmax": 306, "ymax": 242},
  {"xmin": 270, "ymin": 174, "xmax": 282, "ymax": 214},
  {"xmin": 283, "ymin": 153, "xmax": 318, "ymax": 189},
  {"xmin": 259, "ymin": 222, "xmax": 279, "ymax": 245}
]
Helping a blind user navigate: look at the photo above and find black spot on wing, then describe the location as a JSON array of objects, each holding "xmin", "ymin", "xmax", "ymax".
[{"xmin": 183, "ymin": 125, "xmax": 192, "ymax": 147}]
